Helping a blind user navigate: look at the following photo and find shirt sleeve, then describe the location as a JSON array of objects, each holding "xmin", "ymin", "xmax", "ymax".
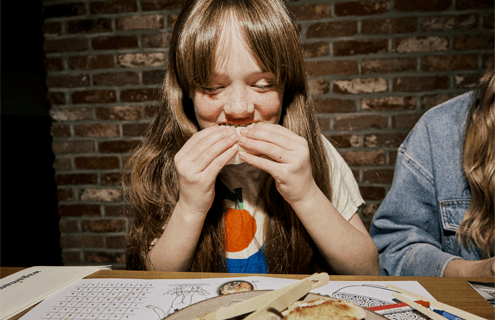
[{"xmin": 321, "ymin": 135, "xmax": 364, "ymax": 221}]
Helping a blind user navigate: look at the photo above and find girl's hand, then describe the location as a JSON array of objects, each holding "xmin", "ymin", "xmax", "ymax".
[
  {"xmin": 174, "ymin": 125, "xmax": 238, "ymax": 217},
  {"xmin": 238, "ymin": 123, "xmax": 318, "ymax": 205}
]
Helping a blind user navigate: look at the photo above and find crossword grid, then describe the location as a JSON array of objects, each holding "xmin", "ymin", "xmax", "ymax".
[{"xmin": 39, "ymin": 280, "xmax": 153, "ymax": 320}]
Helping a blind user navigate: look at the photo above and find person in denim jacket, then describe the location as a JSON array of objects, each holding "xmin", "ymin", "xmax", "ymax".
[{"xmin": 370, "ymin": 64, "xmax": 494, "ymax": 277}]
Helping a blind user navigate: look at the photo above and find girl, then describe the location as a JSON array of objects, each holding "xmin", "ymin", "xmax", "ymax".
[
  {"xmin": 370, "ymin": 62, "xmax": 494, "ymax": 277},
  {"xmin": 124, "ymin": 0, "xmax": 378, "ymax": 275}
]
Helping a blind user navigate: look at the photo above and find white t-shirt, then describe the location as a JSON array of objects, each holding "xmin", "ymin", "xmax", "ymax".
[{"xmin": 218, "ymin": 135, "xmax": 364, "ymax": 273}]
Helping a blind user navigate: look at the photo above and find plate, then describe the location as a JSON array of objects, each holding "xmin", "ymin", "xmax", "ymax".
[{"xmin": 165, "ymin": 290, "xmax": 387, "ymax": 319}]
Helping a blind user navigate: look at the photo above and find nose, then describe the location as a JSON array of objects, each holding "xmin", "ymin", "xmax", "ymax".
[{"xmin": 223, "ymin": 86, "xmax": 255, "ymax": 119}]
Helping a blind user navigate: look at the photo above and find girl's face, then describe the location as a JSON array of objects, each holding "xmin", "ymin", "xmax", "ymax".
[{"xmin": 192, "ymin": 23, "xmax": 283, "ymax": 129}]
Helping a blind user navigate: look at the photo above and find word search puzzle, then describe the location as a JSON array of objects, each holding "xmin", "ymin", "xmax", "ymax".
[
  {"xmin": 20, "ymin": 277, "xmax": 434, "ymax": 320},
  {"xmin": 21, "ymin": 279, "xmax": 154, "ymax": 320}
]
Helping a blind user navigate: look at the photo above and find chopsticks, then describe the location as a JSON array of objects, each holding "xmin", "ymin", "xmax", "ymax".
[
  {"xmin": 387, "ymin": 284, "xmax": 488, "ymax": 320},
  {"xmin": 200, "ymin": 273, "xmax": 329, "ymax": 320}
]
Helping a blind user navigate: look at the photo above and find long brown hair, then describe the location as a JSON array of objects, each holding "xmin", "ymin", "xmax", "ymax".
[
  {"xmin": 459, "ymin": 61, "xmax": 495, "ymax": 258},
  {"xmin": 123, "ymin": 0, "xmax": 332, "ymax": 273}
]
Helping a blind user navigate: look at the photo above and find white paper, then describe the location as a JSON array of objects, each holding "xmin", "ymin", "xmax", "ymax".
[
  {"xmin": 18, "ymin": 276, "xmax": 434, "ymax": 320},
  {"xmin": 1, "ymin": 266, "xmax": 110, "ymax": 320}
]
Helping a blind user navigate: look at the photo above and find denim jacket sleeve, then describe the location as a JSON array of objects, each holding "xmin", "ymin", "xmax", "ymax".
[{"xmin": 370, "ymin": 92, "xmax": 476, "ymax": 277}]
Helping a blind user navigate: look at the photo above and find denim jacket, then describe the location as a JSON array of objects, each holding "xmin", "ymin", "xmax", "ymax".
[{"xmin": 370, "ymin": 91, "xmax": 483, "ymax": 276}]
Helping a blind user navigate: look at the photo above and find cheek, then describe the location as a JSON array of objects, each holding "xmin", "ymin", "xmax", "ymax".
[
  {"xmin": 255, "ymin": 91, "xmax": 283, "ymax": 120},
  {"xmin": 192, "ymin": 94, "xmax": 221, "ymax": 129}
]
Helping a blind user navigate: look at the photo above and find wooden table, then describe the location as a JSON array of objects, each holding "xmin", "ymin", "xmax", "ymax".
[{"xmin": 2, "ymin": 267, "xmax": 494, "ymax": 319}]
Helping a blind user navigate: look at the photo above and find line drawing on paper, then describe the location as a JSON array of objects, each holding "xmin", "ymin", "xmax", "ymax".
[{"xmin": 163, "ymin": 284, "xmax": 210, "ymax": 315}]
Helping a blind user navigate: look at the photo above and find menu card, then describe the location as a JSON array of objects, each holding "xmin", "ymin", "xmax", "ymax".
[{"xmin": 0, "ymin": 265, "xmax": 110, "ymax": 320}]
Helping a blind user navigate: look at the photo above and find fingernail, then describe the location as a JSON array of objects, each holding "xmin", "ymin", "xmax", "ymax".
[{"xmin": 239, "ymin": 128, "xmax": 248, "ymax": 135}]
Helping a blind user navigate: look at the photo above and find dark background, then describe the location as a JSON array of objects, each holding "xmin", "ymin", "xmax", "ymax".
[{"xmin": 1, "ymin": 1, "xmax": 62, "ymax": 267}]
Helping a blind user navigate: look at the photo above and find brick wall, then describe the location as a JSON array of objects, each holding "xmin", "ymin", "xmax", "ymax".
[{"xmin": 42, "ymin": 0, "xmax": 494, "ymax": 268}]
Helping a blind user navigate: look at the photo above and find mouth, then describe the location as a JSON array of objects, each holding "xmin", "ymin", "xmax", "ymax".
[{"xmin": 220, "ymin": 121, "xmax": 262, "ymax": 127}]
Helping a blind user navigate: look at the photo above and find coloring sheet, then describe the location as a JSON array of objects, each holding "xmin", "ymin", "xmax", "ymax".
[{"xmin": 20, "ymin": 277, "xmax": 434, "ymax": 320}]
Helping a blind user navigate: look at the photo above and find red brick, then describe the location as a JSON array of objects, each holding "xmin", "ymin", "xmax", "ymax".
[
  {"xmin": 308, "ymin": 80, "xmax": 330, "ymax": 95},
  {"xmin": 59, "ymin": 220, "xmax": 79, "ymax": 232},
  {"xmin": 361, "ymin": 203, "xmax": 379, "ymax": 219},
  {"xmin": 80, "ymin": 188, "xmax": 123, "ymax": 202},
  {"xmin": 72, "ymin": 90, "xmax": 117, "ymax": 104},
  {"xmin": 314, "ymin": 98, "xmax": 355, "ymax": 113},
  {"xmin": 60, "ymin": 235, "xmax": 104, "ymax": 248},
  {"xmin": 390, "ymin": 151, "xmax": 398, "ymax": 165},
  {"xmin": 99, "ymin": 140, "xmax": 135, "ymax": 153},
  {"xmin": 107, "ymin": 235, "xmax": 127, "ymax": 249},
  {"xmin": 47, "ymin": 92, "xmax": 66, "ymax": 105},
  {"xmin": 90, "ymin": 0, "xmax": 138, "ymax": 14},
  {"xmin": 83, "ymin": 219, "xmax": 126, "ymax": 232},
  {"xmin": 143, "ymin": 70, "xmax": 164, "ymax": 85},
  {"xmin": 50, "ymin": 107, "xmax": 93, "ymax": 122},
  {"xmin": 421, "ymin": 15, "xmax": 478, "ymax": 31},
  {"xmin": 393, "ymin": 76, "xmax": 449, "ymax": 92},
  {"xmin": 421, "ymin": 94, "xmax": 458, "ymax": 110},
  {"xmin": 334, "ymin": 115, "xmax": 387, "ymax": 131},
  {"xmin": 455, "ymin": 74, "xmax": 480, "ymax": 88},
  {"xmin": 53, "ymin": 159, "xmax": 72, "ymax": 171},
  {"xmin": 68, "ymin": 55, "xmax": 115, "ymax": 70},
  {"xmin": 364, "ymin": 133, "xmax": 408, "ymax": 148},
  {"xmin": 141, "ymin": 0, "xmax": 183, "ymax": 11},
  {"xmin": 58, "ymin": 188, "xmax": 75, "ymax": 201},
  {"xmin": 142, "ymin": 33, "xmax": 172, "ymax": 48},
  {"xmin": 362, "ymin": 57, "xmax": 416, "ymax": 74},
  {"xmin": 483, "ymin": 54, "xmax": 494, "ymax": 68},
  {"xmin": 392, "ymin": 114, "xmax": 423, "ymax": 129},
  {"xmin": 116, "ymin": 14, "xmax": 164, "ymax": 31},
  {"xmin": 96, "ymin": 106, "xmax": 142, "ymax": 121},
  {"xmin": 117, "ymin": 53, "xmax": 166, "ymax": 67},
  {"xmin": 62, "ymin": 251, "xmax": 81, "ymax": 264},
  {"xmin": 105, "ymin": 205, "xmax": 128, "ymax": 217},
  {"xmin": 52, "ymin": 141, "xmax": 94, "ymax": 154},
  {"xmin": 123, "ymin": 123, "xmax": 150, "ymax": 137},
  {"xmin": 360, "ymin": 186, "xmax": 386, "ymax": 200},
  {"xmin": 74, "ymin": 124, "xmax": 119, "ymax": 138},
  {"xmin": 93, "ymin": 72, "xmax": 140, "ymax": 86},
  {"xmin": 102, "ymin": 173, "xmax": 123, "ymax": 186},
  {"xmin": 456, "ymin": 0, "xmax": 494, "ymax": 10},
  {"xmin": 51, "ymin": 125, "xmax": 71, "ymax": 137},
  {"xmin": 361, "ymin": 96, "xmax": 416, "ymax": 111},
  {"xmin": 144, "ymin": 105, "xmax": 158, "ymax": 118},
  {"xmin": 307, "ymin": 21, "xmax": 357, "ymax": 38},
  {"xmin": 454, "ymin": 33, "xmax": 494, "ymax": 50},
  {"xmin": 43, "ymin": 3, "xmax": 86, "ymax": 18},
  {"xmin": 362, "ymin": 169, "xmax": 394, "ymax": 183},
  {"xmin": 333, "ymin": 78, "xmax": 387, "ymax": 94},
  {"xmin": 43, "ymin": 22, "xmax": 62, "ymax": 36},
  {"xmin": 393, "ymin": 36, "xmax": 448, "ymax": 52},
  {"xmin": 306, "ymin": 60, "xmax": 358, "ymax": 77},
  {"xmin": 317, "ymin": 117, "xmax": 330, "ymax": 131},
  {"xmin": 288, "ymin": 4, "xmax": 331, "ymax": 21},
  {"xmin": 422, "ymin": 54, "xmax": 477, "ymax": 72},
  {"xmin": 335, "ymin": 1, "xmax": 389, "ymax": 16},
  {"xmin": 362, "ymin": 17, "xmax": 417, "ymax": 34},
  {"xmin": 302, "ymin": 42, "xmax": 329, "ymax": 58},
  {"xmin": 484, "ymin": 12, "xmax": 494, "ymax": 28},
  {"xmin": 92, "ymin": 36, "xmax": 139, "ymax": 50},
  {"xmin": 56, "ymin": 173, "xmax": 98, "ymax": 185},
  {"xmin": 46, "ymin": 74, "xmax": 90, "ymax": 88},
  {"xmin": 395, "ymin": 0, "xmax": 451, "ymax": 12},
  {"xmin": 325, "ymin": 134, "xmax": 360, "ymax": 148},
  {"xmin": 58, "ymin": 204, "xmax": 101, "ymax": 217},
  {"xmin": 334, "ymin": 39, "xmax": 387, "ymax": 56},
  {"xmin": 67, "ymin": 18, "xmax": 112, "ymax": 34},
  {"xmin": 85, "ymin": 252, "xmax": 124, "ymax": 264},
  {"xmin": 45, "ymin": 57, "xmax": 64, "ymax": 72},
  {"xmin": 341, "ymin": 151, "xmax": 386, "ymax": 166},
  {"xmin": 120, "ymin": 89, "xmax": 160, "ymax": 102},
  {"xmin": 75, "ymin": 157, "xmax": 120, "ymax": 170},
  {"xmin": 44, "ymin": 38, "xmax": 88, "ymax": 53}
]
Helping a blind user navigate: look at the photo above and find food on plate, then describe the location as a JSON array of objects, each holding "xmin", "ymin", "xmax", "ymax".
[
  {"xmin": 218, "ymin": 280, "xmax": 254, "ymax": 295},
  {"xmin": 282, "ymin": 297, "xmax": 366, "ymax": 320}
]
